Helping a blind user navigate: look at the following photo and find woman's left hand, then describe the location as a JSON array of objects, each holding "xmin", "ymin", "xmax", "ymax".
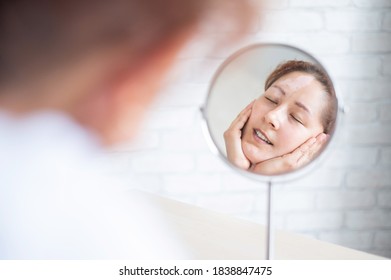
[{"xmin": 251, "ymin": 133, "xmax": 329, "ymax": 175}]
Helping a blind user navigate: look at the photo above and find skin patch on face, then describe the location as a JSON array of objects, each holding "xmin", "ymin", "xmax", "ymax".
[{"xmin": 277, "ymin": 74, "xmax": 315, "ymax": 94}]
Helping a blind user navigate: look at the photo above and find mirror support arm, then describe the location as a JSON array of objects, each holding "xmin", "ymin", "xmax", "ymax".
[{"xmin": 266, "ymin": 180, "xmax": 273, "ymax": 260}]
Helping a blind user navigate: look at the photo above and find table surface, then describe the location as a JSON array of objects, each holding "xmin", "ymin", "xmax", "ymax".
[{"xmin": 143, "ymin": 191, "xmax": 386, "ymax": 260}]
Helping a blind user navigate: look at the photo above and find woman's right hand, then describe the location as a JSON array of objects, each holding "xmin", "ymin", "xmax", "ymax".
[
  {"xmin": 223, "ymin": 100, "xmax": 254, "ymax": 170},
  {"xmin": 251, "ymin": 133, "xmax": 329, "ymax": 175}
]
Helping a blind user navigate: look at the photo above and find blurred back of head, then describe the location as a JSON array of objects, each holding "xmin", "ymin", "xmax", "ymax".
[
  {"xmin": 0, "ymin": 0, "xmax": 256, "ymax": 144},
  {"xmin": 0, "ymin": 0, "xmax": 254, "ymax": 87}
]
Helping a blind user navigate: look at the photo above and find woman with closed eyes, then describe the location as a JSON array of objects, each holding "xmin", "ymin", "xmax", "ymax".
[{"xmin": 224, "ymin": 60, "xmax": 337, "ymax": 175}]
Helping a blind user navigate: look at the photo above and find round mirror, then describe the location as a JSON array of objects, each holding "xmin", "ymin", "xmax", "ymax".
[{"xmin": 202, "ymin": 43, "xmax": 343, "ymax": 182}]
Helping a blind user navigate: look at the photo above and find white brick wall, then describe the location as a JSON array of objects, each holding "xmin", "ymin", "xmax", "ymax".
[
  {"xmin": 346, "ymin": 210, "xmax": 391, "ymax": 229},
  {"xmin": 352, "ymin": 33, "xmax": 391, "ymax": 52},
  {"xmin": 347, "ymin": 170, "xmax": 391, "ymax": 188},
  {"xmin": 286, "ymin": 212, "xmax": 344, "ymax": 231},
  {"xmin": 380, "ymin": 147, "xmax": 391, "ymax": 165},
  {"xmin": 319, "ymin": 230, "xmax": 373, "ymax": 250},
  {"xmin": 374, "ymin": 230, "xmax": 391, "ymax": 249},
  {"xmin": 261, "ymin": 11, "xmax": 324, "ymax": 31},
  {"xmin": 378, "ymin": 190, "xmax": 391, "ymax": 208},
  {"xmin": 325, "ymin": 11, "xmax": 382, "ymax": 31},
  {"xmin": 384, "ymin": 12, "xmax": 391, "ymax": 30},
  {"xmin": 316, "ymin": 190, "xmax": 376, "ymax": 210},
  {"xmin": 324, "ymin": 56, "xmax": 381, "ymax": 79},
  {"xmin": 339, "ymin": 80, "xmax": 391, "ymax": 101},
  {"xmin": 383, "ymin": 54, "xmax": 391, "ymax": 75},
  {"xmin": 106, "ymin": 0, "xmax": 391, "ymax": 258},
  {"xmin": 273, "ymin": 191, "xmax": 315, "ymax": 212},
  {"xmin": 345, "ymin": 103, "xmax": 378, "ymax": 123},
  {"xmin": 353, "ymin": 0, "xmax": 391, "ymax": 8},
  {"xmin": 291, "ymin": 0, "xmax": 350, "ymax": 7}
]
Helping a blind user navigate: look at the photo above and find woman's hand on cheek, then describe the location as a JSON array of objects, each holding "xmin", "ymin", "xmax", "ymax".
[
  {"xmin": 224, "ymin": 100, "xmax": 255, "ymax": 170},
  {"xmin": 252, "ymin": 133, "xmax": 329, "ymax": 175}
]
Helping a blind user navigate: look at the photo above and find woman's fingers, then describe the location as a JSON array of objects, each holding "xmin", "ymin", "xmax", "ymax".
[
  {"xmin": 296, "ymin": 133, "xmax": 329, "ymax": 165},
  {"xmin": 285, "ymin": 133, "xmax": 328, "ymax": 166},
  {"xmin": 252, "ymin": 133, "xmax": 329, "ymax": 175}
]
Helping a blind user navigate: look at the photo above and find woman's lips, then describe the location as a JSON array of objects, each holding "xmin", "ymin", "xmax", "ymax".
[{"xmin": 253, "ymin": 129, "xmax": 273, "ymax": 145}]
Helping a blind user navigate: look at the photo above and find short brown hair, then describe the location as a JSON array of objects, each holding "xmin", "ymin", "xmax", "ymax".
[{"xmin": 264, "ymin": 60, "xmax": 337, "ymax": 134}]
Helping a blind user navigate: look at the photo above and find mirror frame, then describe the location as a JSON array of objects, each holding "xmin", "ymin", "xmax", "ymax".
[{"xmin": 201, "ymin": 42, "xmax": 346, "ymax": 183}]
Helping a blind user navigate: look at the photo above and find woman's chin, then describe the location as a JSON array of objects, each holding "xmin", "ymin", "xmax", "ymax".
[{"xmin": 242, "ymin": 143, "xmax": 270, "ymax": 165}]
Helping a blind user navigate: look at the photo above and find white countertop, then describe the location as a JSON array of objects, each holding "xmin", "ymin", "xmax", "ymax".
[{"xmin": 143, "ymin": 191, "xmax": 385, "ymax": 260}]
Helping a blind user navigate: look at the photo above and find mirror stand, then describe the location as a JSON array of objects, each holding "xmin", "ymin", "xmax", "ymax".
[
  {"xmin": 266, "ymin": 181, "xmax": 273, "ymax": 260},
  {"xmin": 202, "ymin": 43, "xmax": 342, "ymax": 261}
]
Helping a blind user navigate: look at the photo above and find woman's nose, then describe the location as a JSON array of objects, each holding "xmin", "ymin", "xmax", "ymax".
[{"xmin": 264, "ymin": 108, "xmax": 282, "ymax": 130}]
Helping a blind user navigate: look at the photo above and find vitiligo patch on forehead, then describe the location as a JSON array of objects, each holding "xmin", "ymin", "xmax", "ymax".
[{"xmin": 277, "ymin": 74, "xmax": 315, "ymax": 93}]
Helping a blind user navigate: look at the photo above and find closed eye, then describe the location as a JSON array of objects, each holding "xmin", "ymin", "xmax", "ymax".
[
  {"xmin": 291, "ymin": 114, "xmax": 303, "ymax": 125},
  {"xmin": 265, "ymin": 96, "xmax": 277, "ymax": 104}
]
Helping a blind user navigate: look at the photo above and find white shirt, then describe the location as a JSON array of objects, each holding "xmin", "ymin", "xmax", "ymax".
[{"xmin": 0, "ymin": 111, "xmax": 188, "ymax": 259}]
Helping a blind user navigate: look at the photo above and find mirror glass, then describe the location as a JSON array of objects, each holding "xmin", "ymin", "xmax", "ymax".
[{"xmin": 204, "ymin": 43, "xmax": 339, "ymax": 179}]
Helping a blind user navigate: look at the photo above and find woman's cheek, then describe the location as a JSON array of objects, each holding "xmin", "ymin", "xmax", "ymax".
[
  {"xmin": 253, "ymin": 100, "xmax": 267, "ymax": 117},
  {"xmin": 278, "ymin": 127, "xmax": 304, "ymax": 154}
]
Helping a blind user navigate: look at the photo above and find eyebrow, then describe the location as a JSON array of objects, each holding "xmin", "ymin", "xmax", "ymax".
[
  {"xmin": 272, "ymin": 85, "xmax": 286, "ymax": 96},
  {"xmin": 295, "ymin": 101, "xmax": 311, "ymax": 115},
  {"xmin": 272, "ymin": 85, "xmax": 311, "ymax": 115}
]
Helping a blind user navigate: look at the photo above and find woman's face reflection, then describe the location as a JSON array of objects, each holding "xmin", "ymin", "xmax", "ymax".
[
  {"xmin": 241, "ymin": 71, "xmax": 326, "ymax": 165},
  {"xmin": 223, "ymin": 59, "xmax": 337, "ymax": 175}
]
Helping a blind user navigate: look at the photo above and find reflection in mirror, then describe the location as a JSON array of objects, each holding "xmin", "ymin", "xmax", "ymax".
[{"xmin": 205, "ymin": 44, "xmax": 338, "ymax": 177}]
